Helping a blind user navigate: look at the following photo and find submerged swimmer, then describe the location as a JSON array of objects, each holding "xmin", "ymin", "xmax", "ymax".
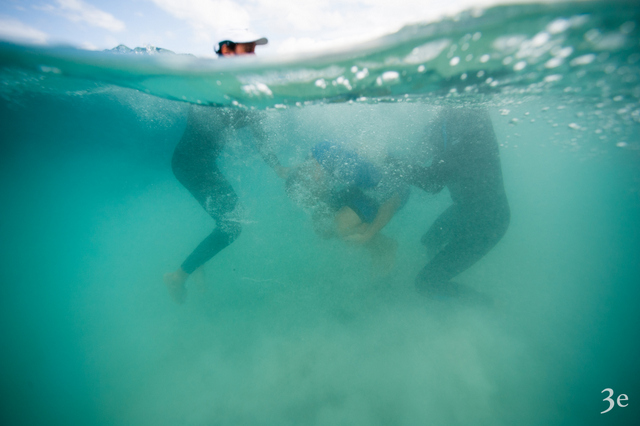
[
  {"xmin": 286, "ymin": 141, "xmax": 409, "ymax": 274},
  {"xmin": 390, "ymin": 107, "xmax": 510, "ymax": 300},
  {"xmin": 164, "ymin": 31, "xmax": 287, "ymax": 304}
]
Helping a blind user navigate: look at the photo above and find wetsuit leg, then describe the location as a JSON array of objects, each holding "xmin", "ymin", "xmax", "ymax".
[
  {"xmin": 172, "ymin": 154, "xmax": 241, "ymax": 274},
  {"xmin": 421, "ymin": 204, "xmax": 460, "ymax": 256},
  {"xmin": 416, "ymin": 203, "xmax": 510, "ymax": 296}
]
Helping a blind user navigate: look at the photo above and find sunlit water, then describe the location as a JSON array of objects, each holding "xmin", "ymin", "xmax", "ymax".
[{"xmin": 1, "ymin": 2, "xmax": 639, "ymax": 425}]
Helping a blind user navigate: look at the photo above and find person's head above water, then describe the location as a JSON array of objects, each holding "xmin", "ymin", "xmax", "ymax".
[{"xmin": 215, "ymin": 28, "xmax": 268, "ymax": 56}]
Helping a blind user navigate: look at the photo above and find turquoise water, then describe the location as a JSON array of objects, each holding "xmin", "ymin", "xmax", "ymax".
[{"xmin": 1, "ymin": 2, "xmax": 639, "ymax": 425}]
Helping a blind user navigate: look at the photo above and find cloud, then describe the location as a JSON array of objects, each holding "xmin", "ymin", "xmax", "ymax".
[
  {"xmin": 146, "ymin": 0, "xmax": 448, "ymax": 54},
  {"xmin": 205, "ymin": 0, "xmax": 474, "ymax": 54},
  {"xmin": 150, "ymin": 0, "xmax": 251, "ymax": 42},
  {"xmin": 40, "ymin": 0, "xmax": 126, "ymax": 32},
  {"xmin": 0, "ymin": 17, "xmax": 49, "ymax": 44},
  {"xmin": 143, "ymin": 0, "xmax": 548, "ymax": 56},
  {"xmin": 80, "ymin": 41, "xmax": 99, "ymax": 50},
  {"xmin": 250, "ymin": 0, "xmax": 541, "ymax": 53}
]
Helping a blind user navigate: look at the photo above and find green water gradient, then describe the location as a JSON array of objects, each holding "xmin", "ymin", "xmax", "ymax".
[{"xmin": 0, "ymin": 2, "xmax": 639, "ymax": 425}]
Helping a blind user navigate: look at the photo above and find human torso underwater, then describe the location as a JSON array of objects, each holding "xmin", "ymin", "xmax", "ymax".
[
  {"xmin": 429, "ymin": 108, "xmax": 506, "ymax": 206},
  {"xmin": 178, "ymin": 105, "xmax": 262, "ymax": 159},
  {"xmin": 313, "ymin": 141, "xmax": 408, "ymax": 209}
]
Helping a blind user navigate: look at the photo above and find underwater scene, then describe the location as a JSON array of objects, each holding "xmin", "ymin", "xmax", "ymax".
[{"xmin": 0, "ymin": 1, "xmax": 639, "ymax": 425}]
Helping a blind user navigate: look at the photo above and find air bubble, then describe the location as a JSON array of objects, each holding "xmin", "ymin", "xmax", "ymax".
[
  {"xmin": 531, "ymin": 32, "xmax": 551, "ymax": 47},
  {"xmin": 547, "ymin": 19, "xmax": 571, "ymax": 34},
  {"xmin": 514, "ymin": 61, "xmax": 527, "ymax": 71},
  {"xmin": 356, "ymin": 68, "xmax": 369, "ymax": 79},
  {"xmin": 570, "ymin": 54, "xmax": 596, "ymax": 66},
  {"xmin": 39, "ymin": 66, "xmax": 61, "ymax": 74},
  {"xmin": 584, "ymin": 29, "xmax": 601, "ymax": 43},
  {"xmin": 381, "ymin": 71, "xmax": 400, "ymax": 81},
  {"xmin": 545, "ymin": 57, "xmax": 564, "ymax": 68},
  {"xmin": 551, "ymin": 46, "xmax": 573, "ymax": 58},
  {"xmin": 620, "ymin": 21, "xmax": 636, "ymax": 34}
]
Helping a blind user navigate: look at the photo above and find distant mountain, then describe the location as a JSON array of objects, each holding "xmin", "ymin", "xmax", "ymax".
[{"xmin": 107, "ymin": 44, "xmax": 193, "ymax": 56}]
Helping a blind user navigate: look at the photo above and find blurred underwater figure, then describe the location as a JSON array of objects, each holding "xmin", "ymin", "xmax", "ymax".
[
  {"xmin": 390, "ymin": 107, "xmax": 510, "ymax": 301},
  {"xmin": 285, "ymin": 141, "xmax": 410, "ymax": 276},
  {"xmin": 164, "ymin": 34, "xmax": 288, "ymax": 304}
]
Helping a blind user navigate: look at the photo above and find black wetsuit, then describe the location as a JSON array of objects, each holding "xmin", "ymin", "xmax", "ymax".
[
  {"xmin": 171, "ymin": 105, "xmax": 279, "ymax": 274},
  {"xmin": 399, "ymin": 108, "xmax": 510, "ymax": 295}
]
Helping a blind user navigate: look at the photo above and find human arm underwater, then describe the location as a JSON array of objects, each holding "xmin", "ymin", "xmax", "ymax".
[
  {"xmin": 246, "ymin": 114, "xmax": 291, "ymax": 179},
  {"xmin": 385, "ymin": 155, "xmax": 446, "ymax": 194},
  {"xmin": 344, "ymin": 192, "xmax": 402, "ymax": 244}
]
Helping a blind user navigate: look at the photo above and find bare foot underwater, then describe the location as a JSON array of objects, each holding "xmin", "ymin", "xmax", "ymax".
[{"xmin": 163, "ymin": 268, "xmax": 188, "ymax": 304}]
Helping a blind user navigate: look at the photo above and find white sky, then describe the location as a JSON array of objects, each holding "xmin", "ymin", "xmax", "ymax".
[{"xmin": 0, "ymin": 0, "xmax": 557, "ymax": 57}]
